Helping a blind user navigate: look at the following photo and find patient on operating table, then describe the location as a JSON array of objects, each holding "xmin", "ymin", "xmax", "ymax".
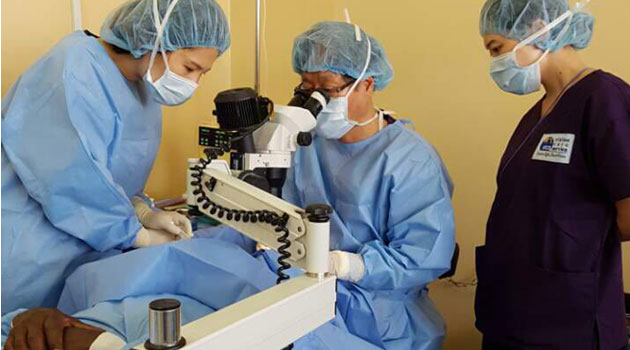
[{"xmin": 2, "ymin": 228, "xmax": 382, "ymax": 350}]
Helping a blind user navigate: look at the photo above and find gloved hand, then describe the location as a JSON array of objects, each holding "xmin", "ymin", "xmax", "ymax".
[
  {"xmin": 132, "ymin": 197, "xmax": 193, "ymax": 240},
  {"xmin": 133, "ymin": 227, "xmax": 179, "ymax": 248},
  {"xmin": 328, "ymin": 250, "xmax": 365, "ymax": 283}
]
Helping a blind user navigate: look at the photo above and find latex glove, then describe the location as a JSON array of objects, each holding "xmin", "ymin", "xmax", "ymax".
[
  {"xmin": 328, "ymin": 250, "xmax": 365, "ymax": 283},
  {"xmin": 133, "ymin": 227, "xmax": 178, "ymax": 248},
  {"xmin": 132, "ymin": 197, "xmax": 193, "ymax": 239}
]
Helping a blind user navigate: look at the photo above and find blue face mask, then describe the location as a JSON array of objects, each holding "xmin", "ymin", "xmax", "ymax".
[
  {"xmin": 315, "ymin": 96, "xmax": 380, "ymax": 140},
  {"xmin": 315, "ymin": 97, "xmax": 356, "ymax": 139},
  {"xmin": 489, "ymin": 10, "xmax": 574, "ymax": 95},
  {"xmin": 315, "ymin": 28, "xmax": 377, "ymax": 140},
  {"xmin": 490, "ymin": 49, "xmax": 549, "ymax": 95}
]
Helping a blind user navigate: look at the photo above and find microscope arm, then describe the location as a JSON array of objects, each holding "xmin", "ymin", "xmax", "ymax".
[{"xmin": 196, "ymin": 168, "xmax": 330, "ymax": 273}]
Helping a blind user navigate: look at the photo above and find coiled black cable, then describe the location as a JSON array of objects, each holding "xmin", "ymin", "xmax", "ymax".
[
  {"xmin": 271, "ymin": 214, "xmax": 292, "ymax": 284},
  {"xmin": 191, "ymin": 148, "xmax": 294, "ymax": 287}
]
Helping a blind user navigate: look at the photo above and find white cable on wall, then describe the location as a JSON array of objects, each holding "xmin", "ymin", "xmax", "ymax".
[
  {"xmin": 262, "ymin": 0, "xmax": 268, "ymax": 95},
  {"xmin": 255, "ymin": 0, "xmax": 261, "ymax": 93},
  {"xmin": 71, "ymin": 0, "xmax": 82, "ymax": 31}
]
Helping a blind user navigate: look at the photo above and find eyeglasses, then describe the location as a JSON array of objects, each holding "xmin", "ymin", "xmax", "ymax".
[{"xmin": 296, "ymin": 79, "xmax": 356, "ymax": 98}]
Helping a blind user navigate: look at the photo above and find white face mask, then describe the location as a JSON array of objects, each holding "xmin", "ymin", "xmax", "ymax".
[
  {"xmin": 315, "ymin": 29, "xmax": 375, "ymax": 140},
  {"xmin": 144, "ymin": 0, "xmax": 198, "ymax": 106}
]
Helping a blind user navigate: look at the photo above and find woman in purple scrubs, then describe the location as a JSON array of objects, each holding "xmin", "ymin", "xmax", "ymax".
[{"xmin": 475, "ymin": 0, "xmax": 630, "ymax": 349}]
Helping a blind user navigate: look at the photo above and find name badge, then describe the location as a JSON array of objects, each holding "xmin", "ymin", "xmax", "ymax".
[{"xmin": 532, "ymin": 133, "xmax": 575, "ymax": 164}]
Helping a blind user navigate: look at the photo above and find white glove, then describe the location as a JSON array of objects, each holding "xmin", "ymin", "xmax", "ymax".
[
  {"xmin": 328, "ymin": 250, "xmax": 365, "ymax": 283},
  {"xmin": 132, "ymin": 197, "xmax": 193, "ymax": 239},
  {"xmin": 133, "ymin": 227, "xmax": 178, "ymax": 247}
]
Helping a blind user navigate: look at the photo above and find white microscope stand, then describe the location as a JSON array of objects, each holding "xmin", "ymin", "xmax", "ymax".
[{"xmin": 176, "ymin": 168, "xmax": 336, "ymax": 350}]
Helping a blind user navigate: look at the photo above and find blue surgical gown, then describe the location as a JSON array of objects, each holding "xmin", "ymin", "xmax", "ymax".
[
  {"xmin": 1, "ymin": 31, "xmax": 162, "ymax": 314},
  {"xmin": 0, "ymin": 238, "xmax": 382, "ymax": 349},
  {"xmin": 283, "ymin": 121, "xmax": 456, "ymax": 350}
]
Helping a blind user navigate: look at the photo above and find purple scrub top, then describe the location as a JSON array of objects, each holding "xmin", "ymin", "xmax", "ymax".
[{"xmin": 475, "ymin": 71, "xmax": 630, "ymax": 350}]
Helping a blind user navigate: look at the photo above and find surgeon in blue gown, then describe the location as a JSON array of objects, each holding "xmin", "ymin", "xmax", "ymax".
[
  {"xmin": 2, "ymin": 235, "xmax": 382, "ymax": 350},
  {"xmin": 284, "ymin": 22, "xmax": 456, "ymax": 350},
  {"xmin": 1, "ymin": 0, "xmax": 230, "ymax": 314}
]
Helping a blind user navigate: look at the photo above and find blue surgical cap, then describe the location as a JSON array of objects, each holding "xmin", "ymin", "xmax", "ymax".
[
  {"xmin": 292, "ymin": 22, "xmax": 394, "ymax": 91},
  {"xmin": 101, "ymin": 0, "xmax": 231, "ymax": 58},
  {"xmin": 480, "ymin": 0, "xmax": 594, "ymax": 52}
]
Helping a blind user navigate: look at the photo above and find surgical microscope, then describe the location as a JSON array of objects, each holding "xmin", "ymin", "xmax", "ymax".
[{"xmin": 141, "ymin": 88, "xmax": 337, "ymax": 350}]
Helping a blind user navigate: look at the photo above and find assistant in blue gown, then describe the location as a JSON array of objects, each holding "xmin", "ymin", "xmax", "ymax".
[
  {"xmin": 1, "ymin": 31, "xmax": 161, "ymax": 313},
  {"xmin": 1, "ymin": 0, "xmax": 231, "ymax": 315}
]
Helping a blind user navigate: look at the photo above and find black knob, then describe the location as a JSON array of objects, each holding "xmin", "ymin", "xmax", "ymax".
[
  {"xmin": 305, "ymin": 204, "xmax": 332, "ymax": 223},
  {"xmin": 297, "ymin": 132, "xmax": 312, "ymax": 147},
  {"xmin": 149, "ymin": 298, "xmax": 180, "ymax": 311}
]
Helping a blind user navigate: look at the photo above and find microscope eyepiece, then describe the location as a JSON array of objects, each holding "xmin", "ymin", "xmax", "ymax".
[{"xmin": 288, "ymin": 88, "xmax": 330, "ymax": 119}]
